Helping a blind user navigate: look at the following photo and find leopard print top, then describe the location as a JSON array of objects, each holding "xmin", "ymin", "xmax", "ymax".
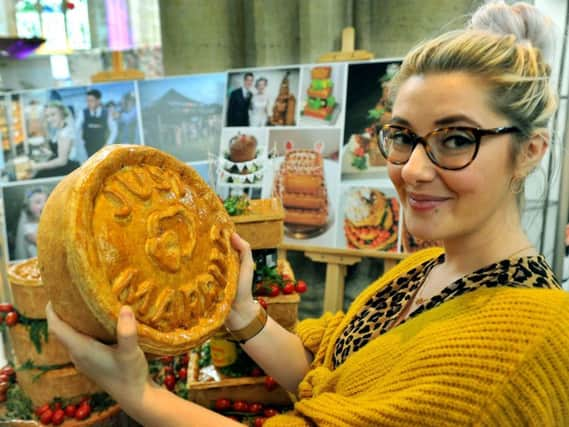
[{"xmin": 332, "ymin": 254, "xmax": 560, "ymax": 368}]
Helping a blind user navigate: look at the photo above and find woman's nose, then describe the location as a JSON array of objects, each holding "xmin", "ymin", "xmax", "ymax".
[{"xmin": 400, "ymin": 144, "xmax": 436, "ymax": 185}]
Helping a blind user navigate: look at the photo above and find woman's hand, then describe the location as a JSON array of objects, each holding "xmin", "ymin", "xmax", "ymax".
[
  {"xmin": 225, "ymin": 233, "xmax": 259, "ymax": 330},
  {"xmin": 46, "ymin": 303, "xmax": 150, "ymax": 408}
]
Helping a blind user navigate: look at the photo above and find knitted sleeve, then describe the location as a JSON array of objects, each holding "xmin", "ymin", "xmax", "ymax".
[
  {"xmin": 295, "ymin": 311, "xmax": 345, "ymax": 367},
  {"xmin": 474, "ymin": 291, "xmax": 569, "ymax": 426}
]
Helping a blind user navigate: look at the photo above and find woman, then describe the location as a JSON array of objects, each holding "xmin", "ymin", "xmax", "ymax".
[
  {"xmin": 14, "ymin": 188, "xmax": 47, "ymax": 260},
  {"xmin": 249, "ymin": 77, "xmax": 270, "ymax": 127},
  {"xmin": 32, "ymin": 101, "xmax": 79, "ymax": 179},
  {"xmin": 47, "ymin": 2, "xmax": 569, "ymax": 426}
]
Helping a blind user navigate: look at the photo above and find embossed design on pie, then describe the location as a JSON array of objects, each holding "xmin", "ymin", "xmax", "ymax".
[{"xmin": 93, "ymin": 164, "xmax": 232, "ymax": 333}]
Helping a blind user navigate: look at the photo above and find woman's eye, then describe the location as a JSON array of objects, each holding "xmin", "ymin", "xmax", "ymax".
[
  {"xmin": 391, "ymin": 132, "xmax": 413, "ymax": 145},
  {"xmin": 441, "ymin": 134, "xmax": 475, "ymax": 149}
]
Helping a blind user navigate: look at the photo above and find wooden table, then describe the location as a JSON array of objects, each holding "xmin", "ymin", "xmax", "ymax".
[{"xmin": 278, "ymin": 243, "xmax": 407, "ymax": 313}]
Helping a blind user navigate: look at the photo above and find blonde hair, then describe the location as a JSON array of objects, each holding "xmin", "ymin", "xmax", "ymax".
[{"xmin": 390, "ymin": 2, "xmax": 558, "ymax": 140}]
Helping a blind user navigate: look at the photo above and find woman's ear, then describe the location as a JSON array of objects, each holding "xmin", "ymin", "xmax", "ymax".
[{"xmin": 515, "ymin": 131, "xmax": 549, "ymax": 177}]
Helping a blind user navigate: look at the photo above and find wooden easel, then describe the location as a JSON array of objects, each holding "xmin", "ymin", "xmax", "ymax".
[
  {"xmin": 91, "ymin": 51, "xmax": 145, "ymax": 83},
  {"xmin": 278, "ymin": 243, "xmax": 406, "ymax": 313},
  {"xmin": 317, "ymin": 27, "xmax": 374, "ymax": 63}
]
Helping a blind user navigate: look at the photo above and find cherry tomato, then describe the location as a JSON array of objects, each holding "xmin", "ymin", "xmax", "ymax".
[
  {"xmin": 0, "ymin": 381, "xmax": 9, "ymax": 393},
  {"xmin": 181, "ymin": 354, "xmax": 189, "ymax": 366},
  {"xmin": 281, "ymin": 274, "xmax": 291, "ymax": 281},
  {"xmin": 257, "ymin": 297, "xmax": 268, "ymax": 310},
  {"xmin": 163, "ymin": 365, "xmax": 174, "ymax": 375},
  {"xmin": 295, "ymin": 280, "xmax": 308, "ymax": 294},
  {"xmin": 263, "ymin": 408, "xmax": 278, "ymax": 417},
  {"xmin": 250, "ymin": 366, "xmax": 264, "ymax": 377},
  {"xmin": 35, "ymin": 403, "xmax": 51, "ymax": 417},
  {"xmin": 0, "ymin": 392, "xmax": 6, "ymax": 403},
  {"xmin": 161, "ymin": 356, "xmax": 174, "ymax": 364},
  {"xmin": 74, "ymin": 404, "xmax": 91, "ymax": 420},
  {"xmin": 52, "ymin": 409, "xmax": 65, "ymax": 425},
  {"xmin": 79, "ymin": 396, "xmax": 90, "ymax": 405},
  {"xmin": 40, "ymin": 408, "xmax": 54, "ymax": 424},
  {"xmin": 268, "ymin": 284, "xmax": 280, "ymax": 297},
  {"xmin": 254, "ymin": 417, "xmax": 267, "ymax": 427},
  {"xmin": 264, "ymin": 376, "xmax": 278, "ymax": 391},
  {"xmin": 53, "ymin": 402, "xmax": 62, "ymax": 411},
  {"xmin": 1, "ymin": 366, "xmax": 14, "ymax": 377},
  {"xmin": 164, "ymin": 374, "xmax": 176, "ymax": 391},
  {"xmin": 177, "ymin": 367, "xmax": 187, "ymax": 380},
  {"xmin": 214, "ymin": 398, "xmax": 231, "ymax": 411},
  {"xmin": 253, "ymin": 282, "xmax": 267, "ymax": 296},
  {"xmin": 0, "ymin": 303, "xmax": 13, "ymax": 313},
  {"xmin": 5, "ymin": 312, "xmax": 18, "ymax": 326},
  {"xmin": 249, "ymin": 402, "xmax": 263, "ymax": 414},
  {"xmin": 232, "ymin": 400, "xmax": 249, "ymax": 412},
  {"xmin": 64, "ymin": 404, "xmax": 76, "ymax": 418},
  {"xmin": 282, "ymin": 282, "xmax": 295, "ymax": 295},
  {"xmin": 0, "ymin": 374, "xmax": 9, "ymax": 383}
]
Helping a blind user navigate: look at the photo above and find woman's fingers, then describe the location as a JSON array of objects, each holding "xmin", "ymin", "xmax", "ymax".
[
  {"xmin": 231, "ymin": 233, "xmax": 255, "ymax": 295},
  {"xmin": 116, "ymin": 306, "xmax": 139, "ymax": 359}
]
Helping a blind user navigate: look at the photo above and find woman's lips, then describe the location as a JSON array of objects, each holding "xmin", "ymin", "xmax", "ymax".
[{"xmin": 408, "ymin": 193, "xmax": 451, "ymax": 211}]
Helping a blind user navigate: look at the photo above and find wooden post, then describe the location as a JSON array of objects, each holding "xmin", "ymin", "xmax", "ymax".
[
  {"xmin": 304, "ymin": 251, "xmax": 362, "ymax": 313},
  {"xmin": 317, "ymin": 26, "xmax": 374, "ymax": 62},
  {"xmin": 278, "ymin": 243, "xmax": 407, "ymax": 313}
]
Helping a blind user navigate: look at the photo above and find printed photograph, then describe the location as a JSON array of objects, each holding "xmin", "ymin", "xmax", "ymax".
[
  {"xmin": 336, "ymin": 183, "xmax": 400, "ymax": 252},
  {"xmin": 225, "ymin": 68, "xmax": 300, "ymax": 127},
  {"xmin": 2, "ymin": 178, "xmax": 60, "ymax": 261},
  {"xmin": 342, "ymin": 60, "xmax": 402, "ymax": 180},
  {"xmin": 6, "ymin": 83, "xmax": 140, "ymax": 182},
  {"xmin": 298, "ymin": 63, "xmax": 346, "ymax": 127},
  {"xmin": 216, "ymin": 127, "xmax": 268, "ymax": 200},
  {"xmin": 267, "ymin": 128, "xmax": 341, "ymax": 247},
  {"xmin": 138, "ymin": 74, "xmax": 225, "ymax": 162}
]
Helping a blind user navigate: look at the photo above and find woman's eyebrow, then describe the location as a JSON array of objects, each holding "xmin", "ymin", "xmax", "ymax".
[{"xmin": 434, "ymin": 115, "xmax": 481, "ymax": 127}]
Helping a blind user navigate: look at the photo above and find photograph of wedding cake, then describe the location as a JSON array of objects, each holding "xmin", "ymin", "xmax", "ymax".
[
  {"xmin": 216, "ymin": 128, "xmax": 267, "ymax": 192},
  {"xmin": 299, "ymin": 64, "xmax": 344, "ymax": 126},
  {"xmin": 268, "ymin": 128, "xmax": 341, "ymax": 245},
  {"xmin": 342, "ymin": 61, "xmax": 401, "ymax": 180}
]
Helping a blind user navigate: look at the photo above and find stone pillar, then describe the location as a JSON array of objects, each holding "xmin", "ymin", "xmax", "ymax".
[
  {"xmin": 299, "ymin": 0, "xmax": 352, "ymax": 63},
  {"xmin": 0, "ymin": 0, "xmax": 17, "ymax": 36},
  {"xmin": 354, "ymin": 0, "xmax": 484, "ymax": 58},
  {"xmin": 87, "ymin": 0, "xmax": 108, "ymax": 49},
  {"xmin": 243, "ymin": 0, "xmax": 299, "ymax": 67},
  {"xmin": 159, "ymin": 0, "xmax": 245, "ymax": 75}
]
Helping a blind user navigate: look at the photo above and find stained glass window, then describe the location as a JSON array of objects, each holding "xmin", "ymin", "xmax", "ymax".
[{"xmin": 14, "ymin": 0, "xmax": 91, "ymax": 52}]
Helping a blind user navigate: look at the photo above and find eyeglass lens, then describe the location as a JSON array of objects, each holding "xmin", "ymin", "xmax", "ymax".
[{"xmin": 379, "ymin": 127, "xmax": 478, "ymax": 169}]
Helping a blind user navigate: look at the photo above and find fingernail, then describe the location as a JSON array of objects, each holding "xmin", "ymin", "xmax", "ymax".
[{"xmin": 120, "ymin": 306, "xmax": 133, "ymax": 319}]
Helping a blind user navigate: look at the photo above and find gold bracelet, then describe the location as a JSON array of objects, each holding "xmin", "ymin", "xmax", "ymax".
[{"xmin": 226, "ymin": 302, "xmax": 268, "ymax": 344}]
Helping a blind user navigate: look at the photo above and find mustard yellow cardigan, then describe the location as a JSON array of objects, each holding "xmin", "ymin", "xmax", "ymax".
[{"xmin": 266, "ymin": 248, "xmax": 569, "ymax": 426}]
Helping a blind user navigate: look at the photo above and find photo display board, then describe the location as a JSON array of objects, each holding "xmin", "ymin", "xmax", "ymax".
[
  {"xmin": 215, "ymin": 60, "xmax": 428, "ymax": 253},
  {"xmin": 0, "ymin": 60, "xmax": 446, "ymax": 263}
]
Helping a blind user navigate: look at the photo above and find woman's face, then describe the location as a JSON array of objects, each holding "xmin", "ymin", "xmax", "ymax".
[
  {"xmin": 45, "ymin": 106, "xmax": 63, "ymax": 128},
  {"xmin": 388, "ymin": 72, "xmax": 520, "ymax": 243},
  {"xmin": 28, "ymin": 192, "xmax": 47, "ymax": 219},
  {"xmin": 256, "ymin": 80, "xmax": 266, "ymax": 93}
]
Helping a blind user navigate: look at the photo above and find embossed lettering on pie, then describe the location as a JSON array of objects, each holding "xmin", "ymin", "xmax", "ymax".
[{"xmin": 37, "ymin": 145, "xmax": 239, "ymax": 355}]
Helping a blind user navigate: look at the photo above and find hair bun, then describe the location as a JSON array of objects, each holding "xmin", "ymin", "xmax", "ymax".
[{"xmin": 470, "ymin": 1, "xmax": 555, "ymax": 65}]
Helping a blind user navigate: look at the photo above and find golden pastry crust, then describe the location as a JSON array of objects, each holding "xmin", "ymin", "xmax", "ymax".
[
  {"xmin": 37, "ymin": 145, "xmax": 239, "ymax": 355},
  {"xmin": 8, "ymin": 258, "xmax": 42, "ymax": 287}
]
